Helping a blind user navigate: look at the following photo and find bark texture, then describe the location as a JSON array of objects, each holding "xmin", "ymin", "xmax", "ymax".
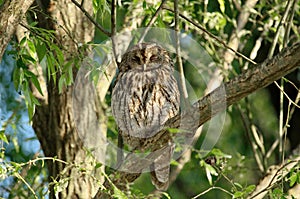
[
  {"xmin": 31, "ymin": 0, "xmax": 101, "ymax": 198},
  {"xmin": 0, "ymin": 0, "xmax": 35, "ymax": 59}
]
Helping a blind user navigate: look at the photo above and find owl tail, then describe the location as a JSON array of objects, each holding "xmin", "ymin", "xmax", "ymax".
[{"xmin": 150, "ymin": 144, "xmax": 175, "ymax": 191}]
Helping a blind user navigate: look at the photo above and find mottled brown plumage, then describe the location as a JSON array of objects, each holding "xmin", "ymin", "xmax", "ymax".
[{"xmin": 111, "ymin": 43, "xmax": 180, "ymax": 190}]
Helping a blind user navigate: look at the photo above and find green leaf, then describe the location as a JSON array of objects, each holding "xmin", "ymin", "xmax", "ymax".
[
  {"xmin": 161, "ymin": 192, "xmax": 171, "ymax": 199},
  {"xmin": 272, "ymin": 188, "xmax": 284, "ymax": 197},
  {"xmin": 30, "ymin": 73, "xmax": 44, "ymax": 96},
  {"xmin": 142, "ymin": 0, "xmax": 147, "ymax": 9},
  {"xmin": 22, "ymin": 82, "xmax": 36, "ymax": 119},
  {"xmin": 205, "ymin": 164, "xmax": 218, "ymax": 176},
  {"xmin": 218, "ymin": 0, "xmax": 225, "ymax": 13},
  {"xmin": 205, "ymin": 166, "xmax": 213, "ymax": 185},
  {"xmin": 167, "ymin": 128, "xmax": 183, "ymax": 134},
  {"xmin": 289, "ymin": 173, "xmax": 298, "ymax": 187},
  {"xmin": 13, "ymin": 67, "xmax": 21, "ymax": 90},
  {"xmin": 24, "ymin": 70, "xmax": 35, "ymax": 78},
  {"xmin": 95, "ymin": 163, "xmax": 102, "ymax": 169},
  {"xmin": 51, "ymin": 44, "xmax": 64, "ymax": 67},
  {"xmin": 16, "ymin": 58, "xmax": 27, "ymax": 69},
  {"xmin": 46, "ymin": 54, "xmax": 56, "ymax": 83},
  {"xmin": 29, "ymin": 90, "xmax": 41, "ymax": 106},
  {"xmin": 245, "ymin": 185, "xmax": 256, "ymax": 194},
  {"xmin": 22, "ymin": 54, "xmax": 36, "ymax": 63},
  {"xmin": 204, "ymin": 163, "xmax": 217, "ymax": 185},
  {"xmin": 64, "ymin": 60, "xmax": 73, "ymax": 85},
  {"xmin": 36, "ymin": 41, "xmax": 47, "ymax": 62},
  {"xmin": 58, "ymin": 74, "xmax": 66, "ymax": 93},
  {"xmin": 27, "ymin": 39, "xmax": 36, "ymax": 57},
  {"xmin": 20, "ymin": 37, "xmax": 27, "ymax": 47},
  {"xmin": 0, "ymin": 130, "xmax": 8, "ymax": 144},
  {"xmin": 210, "ymin": 148, "xmax": 232, "ymax": 159},
  {"xmin": 113, "ymin": 186, "xmax": 128, "ymax": 199},
  {"xmin": 233, "ymin": 191, "xmax": 243, "ymax": 198},
  {"xmin": 29, "ymin": 21, "xmax": 38, "ymax": 27},
  {"xmin": 234, "ymin": 182, "xmax": 243, "ymax": 189}
]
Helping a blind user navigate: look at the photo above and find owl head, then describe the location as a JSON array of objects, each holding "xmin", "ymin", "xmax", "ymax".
[{"xmin": 118, "ymin": 43, "xmax": 172, "ymax": 73}]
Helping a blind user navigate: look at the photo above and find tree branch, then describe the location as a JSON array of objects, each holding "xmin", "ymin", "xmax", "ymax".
[
  {"xmin": 163, "ymin": 7, "xmax": 257, "ymax": 65},
  {"xmin": 71, "ymin": 0, "xmax": 111, "ymax": 37},
  {"xmin": 248, "ymin": 154, "xmax": 300, "ymax": 199},
  {"xmin": 138, "ymin": 0, "xmax": 167, "ymax": 43}
]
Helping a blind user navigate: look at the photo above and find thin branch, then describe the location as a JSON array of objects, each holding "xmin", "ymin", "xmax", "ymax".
[
  {"xmin": 223, "ymin": 0, "xmax": 259, "ymax": 71},
  {"xmin": 248, "ymin": 156, "xmax": 300, "ymax": 199},
  {"xmin": 279, "ymin": 78, "xmax": 285, "ymax": 162},
  {"xmin": 192, "ymin": 186, "xmax": 233, "ymax": 198},
  {"xmin": 80, "ymin": 0, "xmax": 85, "ymax": 7},
  {"xmin": 111, "ymin": 0, "xmax": 117, "ymax": 58},
  {"xmin": 162, "ymin": 7, "xmax": 257, "ymax": 65},
  {"xmin": 283, "ymin": 0, "xmax": 298, "ymax": 46},
  {"xmin": 138, "ymin": 0, "xmax": 167, "ymax": 43},
  {"xmin": 238, "ymin": 105, "xmax": 265, "ymax": 173},
  {"xmin": 266, "ymin": 86, "xmax": 300, "ymax": 159},
  {"xmin": 274, "ymin": 81, "xmax": 300, "ymax": 108},
  {"xmin": 268, "ymin": 0, "xmax": 293, "ymax": 58},
  {"xmin": 174, "ymin": 0, "xmax": 189, "ymax": 104},
  {"xmin": 14, "ymin": 172, "xmax": 38, "ymax": 199},
  {"xmin": 71, "ymin": 0, "xmax": 111, "ymax": 37}
]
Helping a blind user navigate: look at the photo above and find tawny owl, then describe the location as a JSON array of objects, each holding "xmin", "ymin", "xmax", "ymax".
[{"xmin": 111, "ymin": 42, "xmax": 180, "ymax": 190}]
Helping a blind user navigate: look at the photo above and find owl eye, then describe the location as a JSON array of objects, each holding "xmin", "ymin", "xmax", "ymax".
[{"xmin": 150, "ymin": 55, "xmax": 159, "ymax": 61}]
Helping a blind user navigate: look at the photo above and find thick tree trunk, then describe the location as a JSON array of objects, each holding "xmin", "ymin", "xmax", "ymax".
[{"xmin": 31, "ymin": 0, "xmax": 102, "ymax": 198}]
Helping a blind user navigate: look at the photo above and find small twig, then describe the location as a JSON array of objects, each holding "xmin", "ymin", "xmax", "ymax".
[
  {"xmin": 266, "ymin": 139, "xmax": 279, "ymax": 159},
  {"xmin": 192, "ymin": 186, "xmax": 233, "ymax": 199},
  {"xmin": 163, "ymin": 7, "xmax": 257, "ymax": 65},
  {"xmin": 174, "ymin": 0, "xmax": 189, "ymax": 106},
  {"xmin": 14, "ymin": 172, "xmax": 38, "ymax": 199},
  {"xmin": 238, "ymin": 104, "xmax": 265, "ymax": 173},
  {"xmin": 283, "ymin": 0, "xmax": 298, "ymax": 46},
  {"xmin": 80, "ymin": 0, "xmax": 85, "ymax": 7},
  {"xmin": 71, "ymin": 0, "xmax": 111, "ymax": 37},
  {"xmin": 111, "ymin": 0, "xmax": 117, "ymax": 60},
  {"xmin": 138, "ymin": 0, "xmax": 167, "ymax": 43},
  {"xmin": 266, "ymin": 84, "xmax": 300, "ymax": 159},
  {"xmin": 248, "ymin": 157, "xmax": 300, "ymax": 199},
  {"xmin": 18, "ymin": 157, "xmax": 69, "ymax": 167},
  {"xmin": 274, "ymin": 81, "xmax": 300, "ymax": 109},
  {"xmin": 268, "ymin": 0, "xmax": 293, "ymax": 58},
  {"xmin": 279, "ymin": 78, "xmax": 285, "ymax": 163}
]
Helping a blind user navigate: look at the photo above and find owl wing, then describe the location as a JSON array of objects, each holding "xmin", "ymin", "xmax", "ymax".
[{"xmin": 150, "ymin": 143, "xmax": 175, "ymax": 191}]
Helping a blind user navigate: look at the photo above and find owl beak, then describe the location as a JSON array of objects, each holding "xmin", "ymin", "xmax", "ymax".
[{"xmin": 143, "ymin": 64, "xmax": 146, "ymax": 71}]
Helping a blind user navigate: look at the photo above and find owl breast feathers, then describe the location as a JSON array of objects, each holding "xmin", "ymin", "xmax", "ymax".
[
  {"xmin": 112, "ymin": 43, "xmax": 180, "ymax": 146},
  {"xmin": 111, "ymin": 42, "xmax": 180, "ymax": 190}
]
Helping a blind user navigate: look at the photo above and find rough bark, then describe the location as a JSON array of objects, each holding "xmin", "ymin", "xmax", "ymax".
[
  {"xmin": 30, "ymin": 0, "xmax": 101, "ymax": 198},
  {"xmin": 0, "ymin": 0, "xmax": 35, "ymax": 60}
]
